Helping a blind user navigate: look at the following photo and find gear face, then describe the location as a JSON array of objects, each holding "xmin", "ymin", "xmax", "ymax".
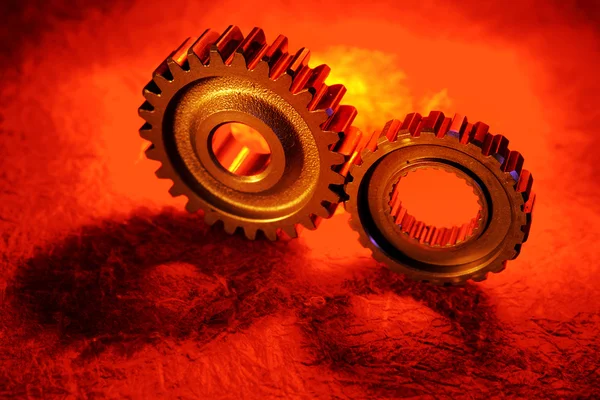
[
  {"xmin": 138, "ymin": 26, "xmax": 356, "ymax": 240},
  {"xmin": 344, "ymin": 112, "xmax": 536, "ymax": 285}
]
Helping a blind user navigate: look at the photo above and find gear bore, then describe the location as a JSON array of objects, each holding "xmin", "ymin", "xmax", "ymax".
[
  {"xmin": 138, "ymin": 26, "xmax": 356, "ymax": 240},
  {"xmin": 344, "ymin": 112, "xmax": 536, "ymax": 284}
]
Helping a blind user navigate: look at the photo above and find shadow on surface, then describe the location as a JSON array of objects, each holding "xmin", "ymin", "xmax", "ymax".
[
  {"xmin": 13, "ymin": 208, "xmax": 297, "ymax": 355},
  {"xmin": 12, "ymin": 207, "xmax": 499, "ymax": 366}
]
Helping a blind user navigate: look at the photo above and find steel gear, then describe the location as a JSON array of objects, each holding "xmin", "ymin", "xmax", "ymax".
[
  {"xmin": 138, "ymin": 26, "xmax": 357, "ymax": 240},
  {"xmin": 344, "ymin": 111, "xmax": 536, "ymax": 285}
]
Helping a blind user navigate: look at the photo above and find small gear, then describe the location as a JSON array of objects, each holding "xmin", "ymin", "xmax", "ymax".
[
  {"xmin": 138, "ymin": 26, "xmax": 356, "ymax": 240},
  {"xmin": 344, "ymin": 111, "xmax": 536, "ymax": 285}
]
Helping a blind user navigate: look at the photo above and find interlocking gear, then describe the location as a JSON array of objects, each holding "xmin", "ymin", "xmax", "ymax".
[
  {"xmin": 138, "ymin": 26, "xmax": 356, "ymax": 240},
  {"xmin": 344, "ymin": 112, "xmax": 536, "ymax": 284}
]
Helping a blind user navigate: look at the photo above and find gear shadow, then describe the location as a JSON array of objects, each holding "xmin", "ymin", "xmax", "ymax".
[
  {"xmin": 12, "ymin": 207, "xmax": 297, "ymax": 358},
  {"xmin": 11, "ymin": 207, "xmax": 500, "ymax": 367}
]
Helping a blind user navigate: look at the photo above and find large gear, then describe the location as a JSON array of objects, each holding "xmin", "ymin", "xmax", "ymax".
[
  {"xmin": 138, "ymin": 26, "xmax": 356, "ymax": 240},
  {"xmin": 344, "ymin": 111, "xmax": 536, "ymax": 285}
]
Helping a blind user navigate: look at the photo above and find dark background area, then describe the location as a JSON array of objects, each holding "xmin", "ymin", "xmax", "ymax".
[{"xmin": 1, "ymin": 0, "xmax": 599, "ymax": 398}]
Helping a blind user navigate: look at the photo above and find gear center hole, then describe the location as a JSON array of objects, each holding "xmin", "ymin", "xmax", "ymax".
[
  {"xmin": 389, "ymin": 168, "xmax": 483, "ymax": 246},
  {"xmin": 211, "ymin": 122, "xmax": 272, "ymax": 177}
]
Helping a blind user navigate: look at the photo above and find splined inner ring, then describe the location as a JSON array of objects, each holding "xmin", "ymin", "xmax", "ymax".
[
  {"xmin": 162, "ymin": 75, "xmax": 321, "ymax": 221},
  {"xmin": 357, "ymin": 143, "xmax": 514, "ymax": 275},
  {"xmin": 387, "ymin": 163, "xmax": 486, "ymax": 247}
]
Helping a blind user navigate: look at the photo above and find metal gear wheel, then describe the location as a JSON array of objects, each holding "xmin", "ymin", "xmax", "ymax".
[
  {"xmin": 344, "ymin": 111, "xmax": 536, "ymax": 285},
  {"xmin": 138, "ymin": 26, "xmax": 357, "ymax": 240}
]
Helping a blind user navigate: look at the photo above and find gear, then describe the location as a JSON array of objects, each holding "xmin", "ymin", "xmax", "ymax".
[
  {"xmin": 344, "ymin": 111, "xmax": 536, "ymax": 285},
  {"xmin": 138, "ymin": 26, "xmax": 356, "ymax": 240}
]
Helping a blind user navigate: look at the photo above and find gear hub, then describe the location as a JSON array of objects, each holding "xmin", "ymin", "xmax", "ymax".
[
  {"xmin": 138, "ymin": 26, "xmax": 356, "ymax": 240},
  {"xmin": 344, "ymin": 111, "xmax": 536, "ymax": 284}
]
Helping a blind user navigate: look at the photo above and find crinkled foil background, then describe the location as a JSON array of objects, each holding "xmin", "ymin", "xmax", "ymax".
[{"xmin": 1, "ymin": 0, "xmax": 599, "ymax": 398}]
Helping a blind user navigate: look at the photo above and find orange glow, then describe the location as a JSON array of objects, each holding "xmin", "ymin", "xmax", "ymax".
[{"xmin": 311, "ymin": 48, "xmax": 453, "ymax": 133}]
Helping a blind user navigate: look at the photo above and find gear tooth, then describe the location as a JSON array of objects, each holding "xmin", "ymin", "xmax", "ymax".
[
  {"xmin": 502, "ymin": 150, "xmax": 525, "ymax": 180},
  {"xmin": 271, "ymin": 53, "xmax": 294, "ymax": 81},
  {"xmin": 470, "ymin": 121, "xmax": 490, "ymax": 146},
  {"xmin": 520, "ymin": 198, "xmax": 534, "ymax": 242},
  {"xmin": 516, "ymin": 169, "xmax": 534, "ymax": 202},
  {"xmin": 263, "ymin": 34, "xmax": 291, "ymax": 80},
  {"xmin": 261, "ymin": 228, "xmax": 278, "ymax": 241},
  {"xmin": 155, "ymin": 165, "xmax": 169, "ymax": 179},
  {"xmin": 523, "ymin": 189, "xmax": 536, "ymax": 214},
  {"xmin": 481, "ymin": 132, "xmax": 495, "ymax": 154},
  {"xmin": 334, "ymin": 126, "xmax": 362, "ymax": 157},
  {"xmin": 356, "ymin": 233, "xmax": 371, "ymax": 251},
  {"xmin": 400, "ymin": 113, "xmax": 424, "ymax": 137},
  {"xmin": 447, "ymin": 113, "xmax": 468, "ymax": 140},
  {"xmin": 314, "ymin": 204, "xmax": 332, "ymax": 218},
  {"xmin": 290, "ymin": 66, "xmax": 313, "ymax": 95},
  {"xmin": 203, "ymin": 211, "xmax": 219, "ymax": 226},
  {"xmin": 281, "ymin": 225, "xmax": 299, "ymax": 239},
  {"xmin": 314, "ymin": 84, "xmax": 346, "ymax": 116},
  {"xmin": 459, "ymin": 122, "xmax": 474, "ymax": 144},
  {"xmin": 305, "ymin": 65, "xmax": 331, "ymax": 110},
  {"xmin": 324, "ymin": 187, "xmax": 343, "ymax": 204},
  {"xmin": 287, "ymin": 47, "xmax": 311, "ymax": 77},
  {"xmin": 329, "ymin": 170, "xmax": 346, "ymax": 186},
  {"xmin": 421, "ymin": 111, "xmax": 446, "ymax": 134},
  {"xmin": 471, "ymin": 272, "xmax": 489, "ymax": 282},
  {"xmin": 139, "ymin": 122, "xmax": 155, "ymax": 141},
  {"xmin": 238, "ymin": 27, "xmax": 268, "ymax": 70},
  {"xmin": 300, "ymin": 215, "xmax": 318, "ymax": 230},
  {"xmin": 369, "ymin": 248, "xmax": 388, "ymax": 265},
  {"xmin": 214, "ymin": 25, "xmax": 244, "ymax": 65},
  {"xmin": 328, "ymin": 152, "xmax": 346, "ymax": 167},
  {"xmin": 142, "ymin": 80, "xmax": 163, "ymax": 106},
  {"xmin": 151, "ymin": 73, "xmax": 173, "ymax": 93},
  {"xmin": 144, "ymin": 145, "xmax": 159, "ymax": 160},
  {"xmin": 138, "ymin": 102, "xmax": 158, "ymax": 124},
  {"xmin": 335, "ymin": 128, "xmax": 373, "ymax": 177},
  {"xmin": 487, "ymin": 134, "xmax": 510, "ymax": 164},
  {"xmin": 492, "ymin": 261, "xmax": 508, "ymax": 274},
  {"xmin": 223, "ymin": 221, "xmax": 238, "ymax": 235},
  {"xmin": 243, "ymin": 227, "xmax": 258, "ymax": 240},
  {"xmin": 436, "ymin": 116, "xmax": 453, "ymax": 138},
  {"xmin": 166, "ymin": 36, "xmax": 197, "ymax": 77},
  {"xmin": 207, "ymin": 45, "xmax": 226, "ymax": 66},
  {"xmin": 247, "ymin": 60, "xmax": 269, "ymax": 78},
  {"xmin": 275, "ymin": 72, "xmax": 293, "ymax": 88},
  {"xmin": 167, "ymin": 58, "xmax": 187, "ymax": 80},
  {"xmin": 184, "ymin": 198, "xmax": 201, "ymax": 213},
  {"xmin": 381, "ymin": 119, "xmax": 403, "ymax": 142},
  {"xmin": 322, "ymin": 104, "xmax": 357, "ymax": 133},
  {"xmin": 289, "ymin": 62, "xmax": 313, "ymax": 95},
  {"xmin": 152, "ymin": 57, "xmax": 174, "ymax": 83},
  {"xmin": 307, "ymin": 84, "xmax": 329, "ymax": 113},
  {"xmin": 168, "ymin": 183, "xmax": 185, "ymax": 197},
  {"xmin": 228, "ymin": 50, "xmax": 247, "ymax": 69},
  {"xmin": 188, "ymin": 29, "xmax": 221, "ymax": 66}
]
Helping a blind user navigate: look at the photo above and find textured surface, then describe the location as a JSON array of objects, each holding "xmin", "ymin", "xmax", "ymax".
[{"xmin": 1, "ymin": 0, "xmax": 599, "ymax": 398}]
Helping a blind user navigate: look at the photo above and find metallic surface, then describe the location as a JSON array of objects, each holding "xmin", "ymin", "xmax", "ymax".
[
  {"xmin": 138, "ymin": 26, "xmax": 357, "ymax": 240},
  {"xmin": 344, "ymin": 112, "xmax": 536, "ymax": 284}
]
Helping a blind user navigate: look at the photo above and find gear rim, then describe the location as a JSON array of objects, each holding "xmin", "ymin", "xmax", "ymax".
[
  {"xmin": 344, "ymin": 112, "xmax": 536, "ymax": 285},
  {"xmin": 138, "ymin": 26, "xmax": 357, "ymax": 240}
]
